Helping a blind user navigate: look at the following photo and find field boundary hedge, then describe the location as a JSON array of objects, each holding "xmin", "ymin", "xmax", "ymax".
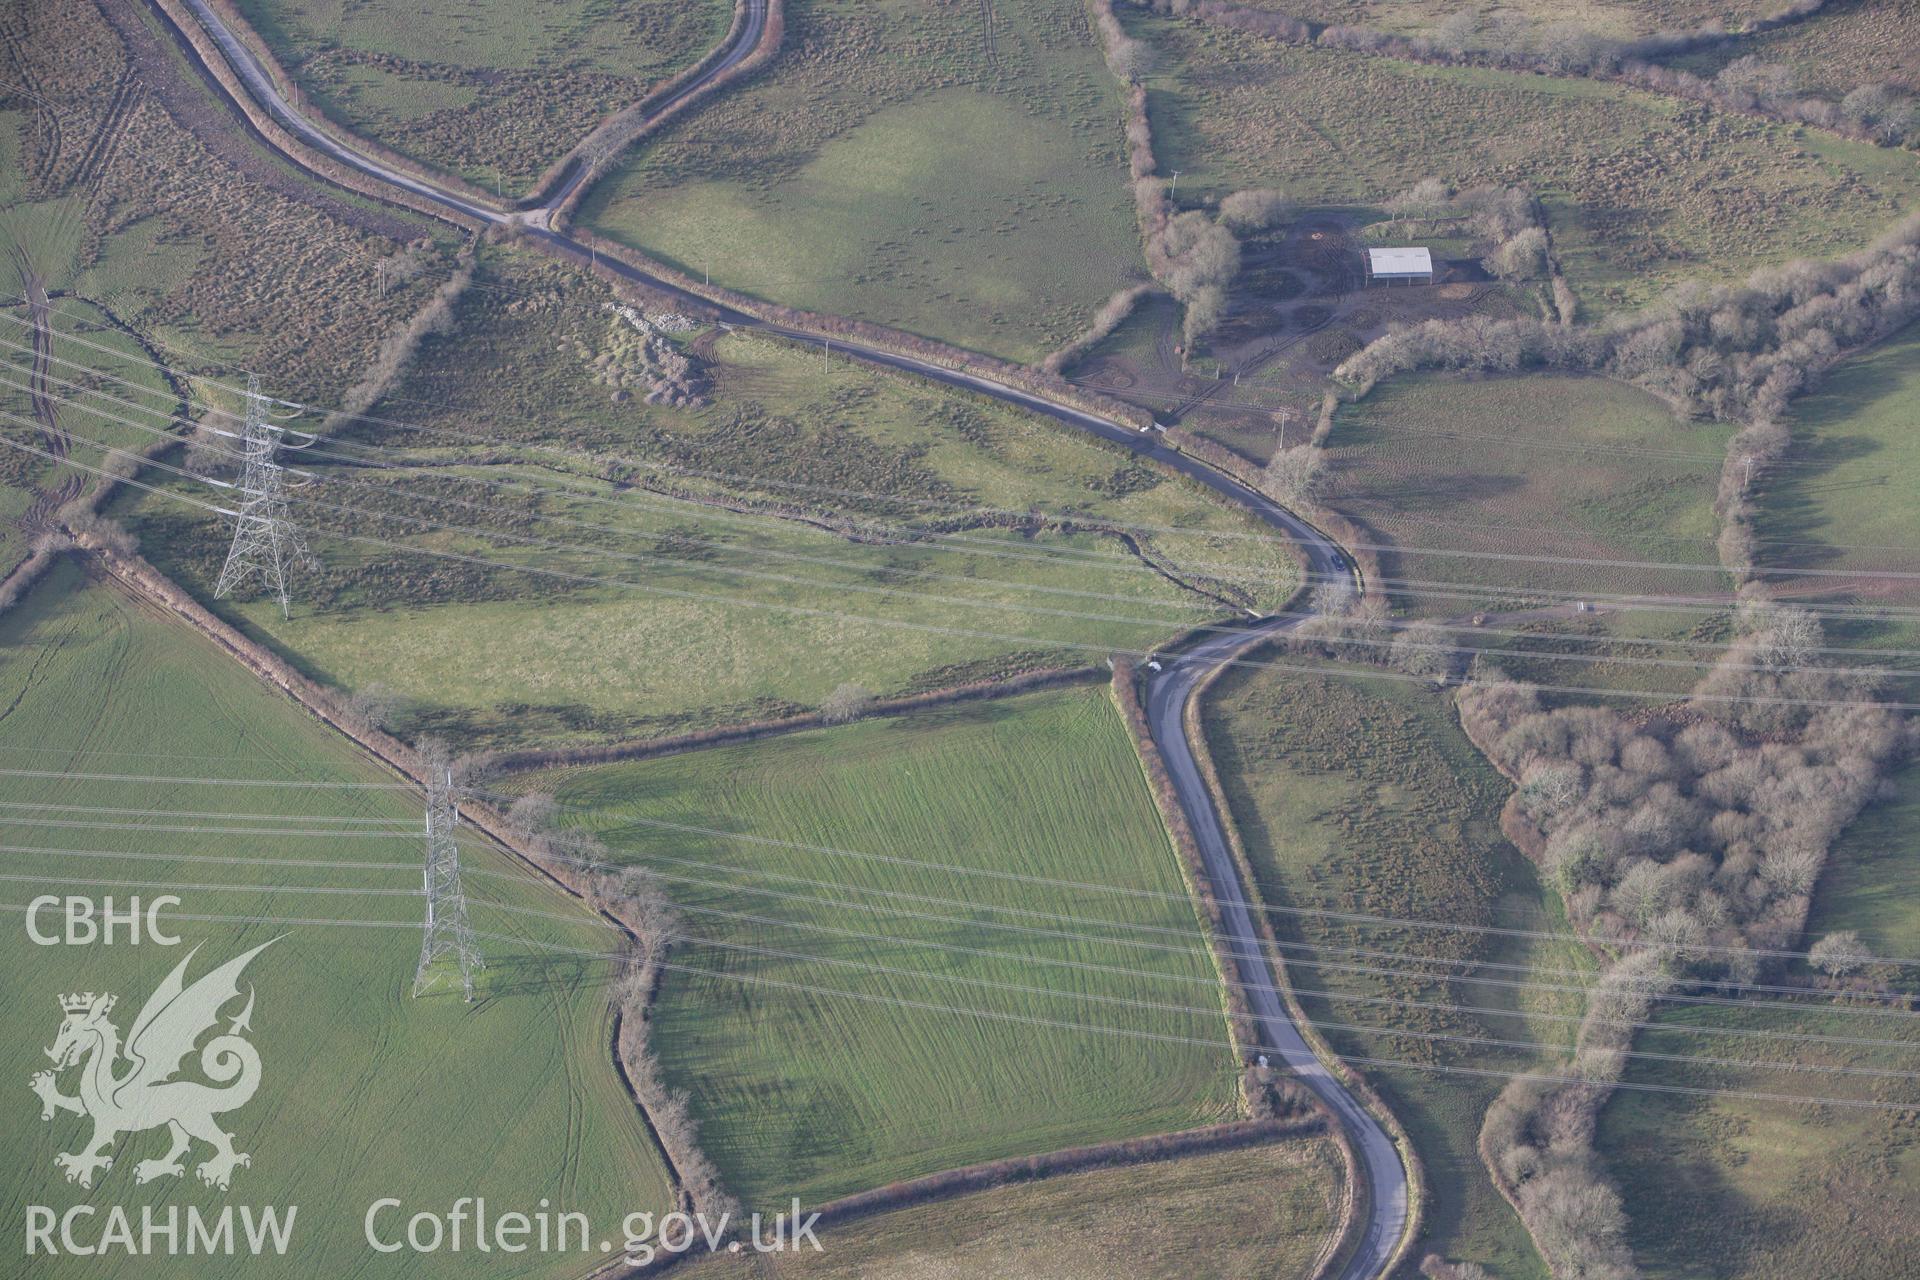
[
  {"xmin": 1145, "ymin": 0, "xmax": 1904, "ymax": 149},
  {"xmin": 546, "ymin": 0, "xmax": 787, "ymax": 227},
  {"xmin": 0, "ymin": 537, "xmax": 67, "ymax": 617},
  {"xmin": 483, "ymin": 664, "xmax": 1107, "ymax": 773},
  {"xmin": 567, "ymin": 219, "xmax": 1164, "ymax": 429},
  {"xmin": 1165, "ymin": 427, "xmax": 1385, "ymax": 594},
  {"xmin": 196, "ymin": 0, "xmax": 503, "ymax": 210},
  {"xmin": 599, "ymin": 1113, "xmax": 1333, "ymax": 1278},
  {"xmin": 1108, "ymin": 653, "xmax": 1358, "ymax": 1280},
  {"xmin": 1110, "ymin": 656, "xmax": 1261, "ymax": 1054},
  {"xmin": 188, "ymin": 0, "xmax": 784, "ymax": 217}
]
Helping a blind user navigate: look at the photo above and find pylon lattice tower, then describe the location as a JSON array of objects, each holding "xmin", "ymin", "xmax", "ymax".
[
  {"xmin": 212, "ymin": 375, "xmax": 313, "ymax": 619},
  {"xmin": 411, "ymin": 766, "xmax": 483, "ymax": 1002}
]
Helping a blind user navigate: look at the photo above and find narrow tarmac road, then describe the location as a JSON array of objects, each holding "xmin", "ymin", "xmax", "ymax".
[{"xmin": 147, "ymin": 5, "xmax": 1413, "ymax": 1272}]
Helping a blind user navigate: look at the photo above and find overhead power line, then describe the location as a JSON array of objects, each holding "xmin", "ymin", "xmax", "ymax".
[
  {"xmin": 12, "ymin": 420, "xmax": 1919, "ymax": 714},
  {"xmin": 0, "ymin": 897, "xmax": 1908, "ymax": 1108},
  {"xmin": 7, "ymin": 311, "xmax": 1920, "ymax": 581},
  {"xmin": 10, "ymin": 410, "xmax": 1915, "ymax": 701}
]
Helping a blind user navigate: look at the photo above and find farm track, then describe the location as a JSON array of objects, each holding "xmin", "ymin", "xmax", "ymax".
[
  {"xmin": 72, "ymin": 74, "xmax": 141, "ymax": 189},
  {"xmin": 6, "ymin": 255, "xmax": 82, "ymax": 532},
  {"xmin": 130, "ymin": 3, "xmax": 1415, "ymax": 1274},
  {"xmin": 1165, "ymin": 304, "xmax": 1340, "ymax": 422}
]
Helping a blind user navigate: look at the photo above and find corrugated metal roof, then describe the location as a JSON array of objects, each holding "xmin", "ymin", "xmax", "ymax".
[{"xmin": 1367, "ymin": 247, "xmax": 1433, "ymax": 275}]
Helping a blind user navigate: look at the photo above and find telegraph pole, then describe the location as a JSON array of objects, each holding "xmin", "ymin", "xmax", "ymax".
[
  {"xmin": 412, "ymin": 766, "xmax": 482, "ymax": 1002},
  {"xmin": 213, "ymin": 375, "xmax": 313, "ymax": 619}
]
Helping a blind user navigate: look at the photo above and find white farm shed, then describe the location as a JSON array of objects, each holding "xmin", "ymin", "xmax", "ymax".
[{"xmin": 1364, "ymin": 246, "xmax": 1434, "ymax": 285}]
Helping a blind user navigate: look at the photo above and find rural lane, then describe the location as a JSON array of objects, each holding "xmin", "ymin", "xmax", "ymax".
[
  {"xmin": 172, "ymin": 0, "xmax": 770, "ymax": 225},
  {"xmin": 146, "ymin": 4, "xmax": 1413, "ymax": 1273}
]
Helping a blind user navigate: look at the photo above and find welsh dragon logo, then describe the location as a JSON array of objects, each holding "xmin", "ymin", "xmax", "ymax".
[{"xmin": 30, "ymin": 941, "xmax": 276, "ymax": 1191}]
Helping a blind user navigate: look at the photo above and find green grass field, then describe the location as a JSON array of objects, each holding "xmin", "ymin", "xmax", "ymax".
[
  {"xmin": 579, "ymin": 0, "xmax": 1144, "ymax": 364},
  {"xmin": 0, "ymin": 559, "xmax": 673, "ymax": 1276},
  {"xmin": 1326, "ymin": 371, "xmax": 1734, "ymax": 695},
  {"xmin": 1203, "ymin": 661, "xmax": 1593, "ymax": 1279},
  {"xmin": 1136, "ymin": 16, "xmax": 1920, "ymax": 314},
  {"xmin": 232, "ymin": 0, "xmax": 732, "ymax": 189},
  {"xmin": 1597, "ymin": 1001, "xmax": 1920, "ymax": 1279},
  {"xmin": 119, "ymin": 251, "xmax": 1300, "ymax": 752},
  {"xmin": 677, "ymin": 1136, "xmax": 1346, "ymax": 1278},
  {"xmin": 1756, "ymin": 322, "xmax": 1920, "ymax": 619},
  {"xmin": 510, "ymin": 686, "xmax": 1243, "ymax": 1210},
  {"xmin": 1803, "ymin": 759, "xmax": 1920, "ymax": 985}
]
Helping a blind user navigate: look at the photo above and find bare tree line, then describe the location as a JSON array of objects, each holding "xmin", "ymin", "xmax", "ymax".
[
  {"xmin": 1090, "ymin": 0, "xmax": 1300, "ymax": 356},
  {"xmin": 1295, "ymin": 200, "xmax": 1920, "ymax": 1280},
  {"xmin": 1041, "ymin": 282, "xmax": 1159, "ymax": 374},
  {"xmin": 1335, "ymin": 212, "xmax": 1920, "ymax": 427},
  {"xmin": 504, "ymin": 796, "xmax": 742, "ymax": 1224},
  {"xmin": 1452, "ymin": 602, "xmax": 1910, "ymax": 1279}
]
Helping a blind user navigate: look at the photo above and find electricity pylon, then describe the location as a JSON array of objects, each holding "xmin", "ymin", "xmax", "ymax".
[
  {"xmin": 412, "ymin": 766, "xmax": 483, "ymax": 1002},
  {"xmin": 212, "ymin": 375, "xmax": 312, "ymax": 618}
]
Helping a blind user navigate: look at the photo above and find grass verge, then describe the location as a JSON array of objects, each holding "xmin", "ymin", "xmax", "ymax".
[{"xmin": 1202, "ymin": 662, "xmax": 1590, "ymax": 1278}]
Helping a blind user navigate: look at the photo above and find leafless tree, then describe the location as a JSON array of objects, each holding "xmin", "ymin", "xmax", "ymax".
[
  {"xmin": 1715, "ymin": 56, "xmax": 1795, "ymax": 100},
  {"xmin": 345, "ymin": 682, "xmax": 402, "ymax": 732},
  {"xmin": 1809, "ymin": 929, "xmax": 1873, "ymax": 976},
  {"xmin": 1486, "ymin": 227, "xmax": 1549, "ymax": 280},
  {"xmin": 1219, "ymin": 188, "xmax": 1293, "ymax": 234},
  {"xmin": 1433, "ymin": 11, "xmax": 1479, "ymax": 54},
  {"xmin": 506, "ymin": 790, "xmax": 558, "ymax": 834},
  {"xmin": 1388, "ymin": 620, "xmax": 1453, "ymax": 678},
  {"xmin": 1263, "ymin": 444, "xmax": 1326, "ymax": 504},
  {"xmin": 1385, "ymin": 178, "xmax": 1454, "ymax": 229},
  {"xmin": 821, "ymin": 682, "xmax": 875, "ymax": 724}
]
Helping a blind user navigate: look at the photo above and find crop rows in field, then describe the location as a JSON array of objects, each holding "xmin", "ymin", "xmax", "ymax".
[{"xmin": 515, "ymin": 686, "xmax": 1242, "ymax": 1209}]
